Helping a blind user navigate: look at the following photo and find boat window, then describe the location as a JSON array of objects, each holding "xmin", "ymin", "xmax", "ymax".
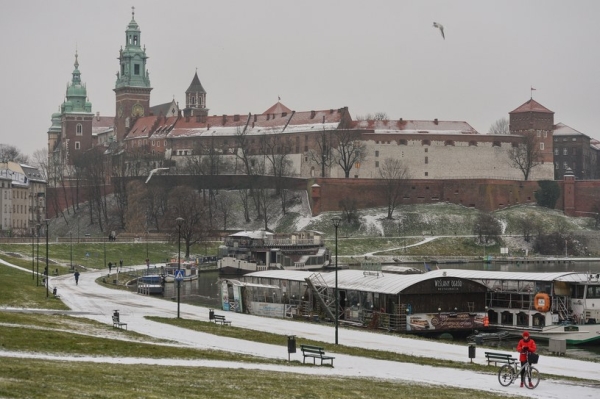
[
  {"xmin": 571, "ymin": 285, "xmax": 585, "ymax": 299},
  {"xmin": 587, "ymin": 285, "xmax": 600, "ymax": 299}
]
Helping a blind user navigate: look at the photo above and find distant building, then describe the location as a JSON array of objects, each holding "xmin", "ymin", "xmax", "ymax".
[{"xmin": 0, "ymin": 162, "xmax": 46, "ymax": 236}]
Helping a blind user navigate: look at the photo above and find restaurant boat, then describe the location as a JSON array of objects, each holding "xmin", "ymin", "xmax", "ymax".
[
  {"xmin": 217, "ymin": 230, "xmax": 330, "ymax": 276},
  {"xmin": 425, "ymin": 269, "xmax": 600, "ymax": 345},
  {"xmin": 217, "ymin": 267, "xmax": 489, "ymax": 337}
]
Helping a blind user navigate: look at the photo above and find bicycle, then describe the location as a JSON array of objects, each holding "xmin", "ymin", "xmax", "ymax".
[{"xmin": 497, "ymin": 352, "xmax": 540, "ymax": 389}]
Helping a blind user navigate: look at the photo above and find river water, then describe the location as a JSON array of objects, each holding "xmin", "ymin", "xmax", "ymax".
[{"xmin": 164, "ymin": 260, "xmax": 600, "ymax": 361}]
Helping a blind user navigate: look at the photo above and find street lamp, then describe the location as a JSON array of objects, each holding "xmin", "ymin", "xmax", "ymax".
[
  {"xmin": 31, "ymin": 224, "xmax": 35, "ymax": 280},
  {"xmin": 176, "ymin": 217, "xmax": 184, "ymax": 319},
  {"xmin": 36, "ymin": 224, "xmax": 40, "ymax": 286},
  {"xmin": 146, "ymin": 230, "xmax": 149, "ymax": 260},
  {"xmin": 331, "ymin": 215, "xmax": 342, "ymax": 345},
  {"xmin": 45, "ymin": 219, "xmax": 49, "ymax": 298},
  {"xmin": 69, "ymin": 231, "xmax": 73, "ymax": 271}
]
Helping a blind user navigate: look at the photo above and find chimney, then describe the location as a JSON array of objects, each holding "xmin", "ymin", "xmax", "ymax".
[
  {"xmin": 310, "ymin": 110, "xmax": 316, "ymax": 119},
  {"xmin": 96, "ymin": 111, "xmax": 100, "ymax": 121},
  {"xmin": 234, "ymin": 114, "xmax": 240, "ymax": 122},
  {"xmin": 434, "ymin": 118, "xmax": 438, "ymax": 125},
  {"xmin": 282, "ymin": 112, "xmax": 287, "ymax": 117},
  {"xmin": 400, "ymin": 118, "xmax": 403, "ymax": 122},
  {"xmin": 207, "ymin": 124, "xmax": 211, "ymax": 130},
  {"xmin": 185, "ymin": 116, "xmax": 190, "ymax": 122},
  {"xmin": 322, "ymin": 115, "xmax": 325, "ymax": 124},
  {"xmin": 254, "ymin": 114, "xmax": 257, "ymax": 122},
  {"xmin": 267, "ymin": 114, "xmax": 270, "ymax": 121},
  {"xmin": 222, "ymin": 114, "xmax": 227, "ymax": 124}
]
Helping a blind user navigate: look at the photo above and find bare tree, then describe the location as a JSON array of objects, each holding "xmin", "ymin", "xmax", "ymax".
[
  {"xmin": 164, "ymin": 186, "xmax": 209, "ymax": 258},
  {"xmin": 332, "ymin": 129, "xmax": 367, "ymax": 178},
  {"xmin": 379, "ymin": 158, "xmax": 410, "ymax": 219},
  {"xmin": 508, "ymin": 133, "xmax": 543, "ymax": 180},
  {"xmin": 214, "ymin": 191, "xmax": 235, "ymax": 230},
  {"xmin": 308, "ymin": 128, "xmax": 334, "ymax": 178},
  {"xmin": 489, "ymin": 118, "xmax": 510, "ymax": 134},
  {"xmin": 0, "ymin": 144, "xmax": 29, "ymax": 164},
  {"xmin": 31, "ymin": 148, "xmax": 48, "ymax": 181},
  {"xmin": 473, "ymin": 212, "xmax": 502, "ymax": 244}
]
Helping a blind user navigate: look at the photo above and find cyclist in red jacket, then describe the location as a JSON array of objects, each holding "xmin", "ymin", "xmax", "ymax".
[{"xmin": 516, "ymin": 331, "xmax": 537, "ymax": 388}]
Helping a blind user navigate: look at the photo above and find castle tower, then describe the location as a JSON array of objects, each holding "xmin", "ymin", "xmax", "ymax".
[
  {"xmin": 183, "ymin": 71, "xmax": 208, "ymax": 119},
  {"xmin": 52, "ymin": 51, "xmax": 94, "ymax": 165},
  {"xmin": 508, "ymin": 98, "xmax": 554, "ymax": 164},
  {"xmin": 114, "ymin": 7, "xmax": 152, "ymax": 142}
]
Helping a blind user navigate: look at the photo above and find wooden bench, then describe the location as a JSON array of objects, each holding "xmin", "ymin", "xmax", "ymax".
[
  {"xmin": 112, "ymin": 315, "xmax": 128, "ymax": 330},
  {"xmin": 212, "ymin": 314, "xmax": 231, "ymax": 326},
  {"xmin": 300, "ymin": 344, "xmax": 335, "ymax": 366},
  {"xmin": 484, "ymin": 351, "xmax": 516, "ymax": 366}
]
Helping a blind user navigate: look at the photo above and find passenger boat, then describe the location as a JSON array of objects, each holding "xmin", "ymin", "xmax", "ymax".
[
  {"xmin": 217, "ymin": 230, "xmax": 330, "ymax": 276},
  {"xmin": 163, "ymin": 262, "xmax": 198, "ymax": 282},
  {"xmin": 136, "ymin": 274, "xmax": 164, "ymax": 295},
  {"xmin": 425, "ymin": 269, "xmax": 600, "ymax": 345}
]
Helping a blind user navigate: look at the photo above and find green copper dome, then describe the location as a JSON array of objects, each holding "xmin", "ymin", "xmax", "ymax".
[
  {"xmin": 115, "ymin": 7, "xmax": 151, "ymax": 90},
  {"xmin": 62, "ymin": 52, "xmax": 92, "ymax": 113}
]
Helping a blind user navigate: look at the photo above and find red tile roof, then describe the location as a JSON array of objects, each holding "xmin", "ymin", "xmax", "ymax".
[
  {"xmin": 262, "ymin": 101, "xmax": 292, "ymax": 115},
  {"xmin": 509, "ymin": 99, "xmax": 553, "ymax": 114}
]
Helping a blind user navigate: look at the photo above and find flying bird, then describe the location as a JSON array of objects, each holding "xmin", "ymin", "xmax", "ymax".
[
  {"xmin": 432, "ymin": 22, "xmax": 445, "ymax": 40},
  {"xmin": 145, "ymin": 167, "xmax": 170, "ymax": 184}
]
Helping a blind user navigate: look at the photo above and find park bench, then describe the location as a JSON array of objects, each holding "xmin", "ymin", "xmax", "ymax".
[
  {"xmin": 300, "ymin": 344, "xmax": 335, "ymax": 366},
  {"xmin": 484, "ymin": 351, "xmax": 516, "ymax": 366},
  {"xmin": 112, "ymin": 311, "xmax": 128, "ymax": 330},
  {"xmin": 212, "ymin": 314, "xmax": 232, "ymax": 326}
]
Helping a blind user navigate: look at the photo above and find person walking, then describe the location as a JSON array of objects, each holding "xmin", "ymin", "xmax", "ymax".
[
  {"xmin": 516, "ymin": 331, "xmax": 537, "ymax": 388},
  {"xmin": 108, "ymin": 262, "xmax": 112, "ymax": 273},
  {"xmin": 74, "ymin": 270, "xmax": 80, "ymax": 286}
]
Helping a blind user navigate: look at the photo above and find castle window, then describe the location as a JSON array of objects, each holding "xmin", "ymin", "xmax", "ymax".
[
  {"xmin": 375, "ymin": 151, "xmax": 379, "ymax": 157},
  {"xmin": 375, "ymin": 161, "xmax": 379, "ymax": 168},
  {"xmin": 573, "ymin": 148, "xmax": 576, "ymax": 155},
  {"xmin": 540, "ymin": 143, "xmax": 544, "ymax": 151},
  {"xmin": 133, "ymin": 35, "xmax": 138, "ymax": 45},
  {"xmin": 555, "ymin": 162, "xmax": 558, "ymax": 170},
  {"xmin": 555, "ymin": 148, "xmax": 559, "ymax": 155},
  {"xmin": 563, "ymin": 162, "xmax": 568, "ymax": 169},
  {"xmin": 152, "ymin": 140, "xmax": 155, "ymax": 146},
  {"xmin": 422, "ymin": 140, "xmax": 430, "ymax": 146},
  {"xmin": 425, "ymin": 156, "xmax": 428, "ymax": 164},
  {"xmin": 134, "ymin": 64, "xmax": 140, "ymax": 75},
  {"xmin": 425, "ymin": 172, "xmax": 428, "ymax": 176},
  {"xmin": 544, "ymin": 131, "xmax": 548, "ymax": 138},
  {"xmin": 74, "ymin": 141, "xmax": 80, "ymax": 150},
  {"xmin": 537, "ymin": 131, "xmax": 541, "ymax": 137},
  {"xmin": 164, "ymin": 140, "xmax": 167, "ymax": 147},
  {"xmin": 399, "ymin": 139, "xmax": 407, "ymax": 146},
  {"xmin": 563, "ymin": 148, "xmax": 568, "ymax": 155},
  {"xmin": 76, "ymin": 124, "xmax": 82, "ymax": 135}
]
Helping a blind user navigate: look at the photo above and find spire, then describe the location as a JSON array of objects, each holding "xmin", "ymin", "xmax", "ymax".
[
  {"xmin": 72, "ymin": 50, "xmax": 81, "ymax": 85},
  {"xmin": 62, "ymin": 52, "xmax": 92, "ymax": 113},
  {"xmin": 115, "ymin": 9, "xmax": 151, "ymax": 89}
]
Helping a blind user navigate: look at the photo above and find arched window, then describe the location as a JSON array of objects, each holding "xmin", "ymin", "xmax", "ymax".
[{"xmin": 76, "ymin": 123, "xmax": 83, "ymax": 135}]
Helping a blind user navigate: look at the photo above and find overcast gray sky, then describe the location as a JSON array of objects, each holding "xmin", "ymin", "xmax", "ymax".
[{"xmin": 1, "ymin": 0, "xmax": 599, "ymax": 157}]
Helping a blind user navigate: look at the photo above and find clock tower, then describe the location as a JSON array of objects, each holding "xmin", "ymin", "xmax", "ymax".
[{"xmin": 114, "ymin": 7, "xmax": 152, "ymax": 142}]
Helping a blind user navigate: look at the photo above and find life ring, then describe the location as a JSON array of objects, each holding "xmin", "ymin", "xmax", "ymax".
[{"xmin": 534, "ymin": 292, "xmax": 551, "ymax": 312}]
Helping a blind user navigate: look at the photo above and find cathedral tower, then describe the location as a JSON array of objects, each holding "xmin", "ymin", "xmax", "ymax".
[
  {"xmin": 114, "ymin": 7, "xmax": 152, "ymax": 142},
  {"xmin": 183, "ymin": 71, "xmax": 208, "ymax": 119}
]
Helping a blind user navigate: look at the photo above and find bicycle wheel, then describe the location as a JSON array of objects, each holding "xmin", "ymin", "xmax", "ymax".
[
  {"xmin": 525, "ymin": 366, "xmax": 540, "ymax": 389},
  {"xmin": 498, "ymin": 364, "xmax": 515, "ymax": 387}
]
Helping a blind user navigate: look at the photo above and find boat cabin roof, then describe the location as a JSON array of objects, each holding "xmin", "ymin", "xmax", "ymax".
[
  {"xmin": 422, "ymin": 269, "xmax": 599, "ymax": 284},
  {"xmin": 244, "ymin": 269, "xmax": 483, "ymax": 295}
]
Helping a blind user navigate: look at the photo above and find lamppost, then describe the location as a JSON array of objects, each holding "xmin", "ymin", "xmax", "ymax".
[
  {"xmin": 331, "ymin": 216, "xmax": 341, "ymax": 345},
  {"xmin": 45, "ymin": 219, "xmax": 49, "ymax": 298},
  {"xmin": 146, "ymin": 230, "xmax": 149, "ymax": 260},
  {"xmin": 69, "ymin": 231, "xmax": 73, "ymax": 271},
  {"xmin": 31, "ymin": 224, "xmax": 35, "ymax": 280},
  {"xmin": 36, "ymin": 224, "xmax": 40, "ymax": 286},
  {"xmin": 176, "ymin": 217, "xmax": 184, "ymax": 318},
  {"xmin": 103, "ymin": 234, "xmax": 106, "ymax": 271}
]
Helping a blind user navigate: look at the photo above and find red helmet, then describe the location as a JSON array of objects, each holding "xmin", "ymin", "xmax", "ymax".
[{"xmin": 523, "ymin": 331, "xmax": 530, "ymax": 338}]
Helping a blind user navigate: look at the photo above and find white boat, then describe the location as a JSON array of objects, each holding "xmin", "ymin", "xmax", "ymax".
[
  {"xmin": 163, "ymin": 262, "xmax": 198, "ymax": 282},
  {"xmin": 218, "ymin": 230, "xmax": 330, "ymax": 276},
  {"xmin": 424, "ymin": 269, "xmax": 600, "ymax": 345}
]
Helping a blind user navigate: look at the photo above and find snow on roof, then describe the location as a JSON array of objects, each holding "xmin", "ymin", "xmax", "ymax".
[
  {"xmin": 553, "ymin": 122, "xmax": 585, "ymax": 136},
  {"xmin": 355, "ymin": 119, "xmax": 478, "ymax": 134},
  {"xmin": 423, "ymin": 269, "xmax": 584, "ymax": 282},
  {"xmin": 230, "ymin": 230, "xmax": 274, "ymax": 239}
]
